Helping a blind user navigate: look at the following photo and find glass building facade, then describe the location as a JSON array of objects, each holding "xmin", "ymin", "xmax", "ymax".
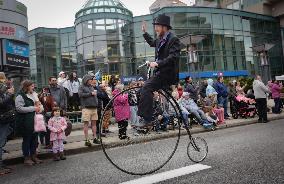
[
  {"xmin": 29, "ymin": 27, "xmax": 77, "ymax": 87},
  {"xmin": 75, "ymin": 0, "xmax": 136, "ymax": 77},
  {"xmin": 134, "ymin": 7, "xmax": 284, "ymax": 79},
  {"xmin": 29, "ymin": 0, "xmax": 284, "ymax": 87}
]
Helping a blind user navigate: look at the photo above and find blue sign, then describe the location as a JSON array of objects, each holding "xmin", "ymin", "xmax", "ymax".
[
  {"xmin": 121, "ymin": 75, "xmax": 146, "ymax": 83},
  {"xmin": 5, "ymin": 40, "xmax": 29, "ymax": 58},
  {"xmin": 179, "ymin": 70, "xmax": 249, "ymax": 79}
]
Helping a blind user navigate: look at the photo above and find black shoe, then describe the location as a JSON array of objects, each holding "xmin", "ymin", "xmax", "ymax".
[
  {"xmin": 119, "ymin": 135, "xmax": 130, "ymax": 140},
  {"xmin": 93, "ymin": 138, "xmax": 101, "ymax": 144},
  {"xmin": 258, "ymin": 119, "xmax": 263, "ymax": 123},
  {"xmin": 85, "ymin": 140, "xmax": 92, "ymax": 147},
  {"xmin": 100, "ymin": 133, "xmax": 106, "ymax": 137},
  {"xmin": 63, "ymin": 141, "xmax": 67, "ymax": 144},
  {"xmin": 263, "ymin": 120, "xmax": 269, "ymax": 123}
]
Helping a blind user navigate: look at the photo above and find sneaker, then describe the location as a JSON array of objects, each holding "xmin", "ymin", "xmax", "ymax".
[
  {"xmin": 85, "ymin": 140, "xmax": 92, "ymax": 147},
  {"xmin": 133, "ymin": 132, "xmax": 141, "ymax": 136},
  {"xmin": 105, "ymin": 129, "xmax": 113, "ymax": 133},
  {"xmin": 93, "ymin": 138, "xmax": 101, "ymax": 144}
]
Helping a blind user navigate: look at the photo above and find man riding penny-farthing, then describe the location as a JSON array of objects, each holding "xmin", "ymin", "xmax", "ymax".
[{"xmin": 99, "ymin": 14, "xmax": 208, "ymax": 176}]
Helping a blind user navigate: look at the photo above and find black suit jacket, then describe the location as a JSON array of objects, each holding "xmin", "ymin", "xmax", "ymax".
[{"xmin": 143, "ymin": 32, "xmax": 181, "ymax": 84}]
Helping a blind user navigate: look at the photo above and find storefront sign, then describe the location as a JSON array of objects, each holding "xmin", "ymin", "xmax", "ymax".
[
  {"xmin": 102, "ymin": 75, "xmax": 119, "ymax": 82},
  {"xmin": 3, "ymin": 39, "xmax": 30, "ymax": 68},
  {"xmin": 0, "ymin": 25, "xmax": 15, "ymax": 36},
  {"xmin": 0, "ymin": 23, "xmax": 28, "ymax": 43}
]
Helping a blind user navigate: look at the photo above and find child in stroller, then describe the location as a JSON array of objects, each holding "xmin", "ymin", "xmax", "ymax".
[{"xmin": 231, "ymin": 95, "xmax": 257, "ymax": 119}]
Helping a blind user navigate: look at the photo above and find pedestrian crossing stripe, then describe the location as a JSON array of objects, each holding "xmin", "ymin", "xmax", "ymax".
[{"xmin": 120, "ymin": 164, "xmax": 211, "ymax": 184}]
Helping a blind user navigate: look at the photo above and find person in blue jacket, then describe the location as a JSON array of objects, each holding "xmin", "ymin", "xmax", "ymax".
[{"xmin": 214, "ymin": 76, "xmax": 230, "ymax": 119}]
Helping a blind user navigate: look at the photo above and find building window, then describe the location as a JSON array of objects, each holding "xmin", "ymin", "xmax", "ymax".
[{"xmin": 212, "ymin": 14, "xmax": 223, "ymax": 29}]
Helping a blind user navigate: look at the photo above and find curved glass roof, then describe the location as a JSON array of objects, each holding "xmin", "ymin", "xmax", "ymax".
[{"xmin": 76, "ymin": 0, "xmax": 132, "ymax": 18}]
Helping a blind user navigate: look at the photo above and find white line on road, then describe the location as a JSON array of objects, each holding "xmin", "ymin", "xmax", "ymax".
[{"xmin": 120, "ymin": 164, "xmax": 212, "ymax": 184}]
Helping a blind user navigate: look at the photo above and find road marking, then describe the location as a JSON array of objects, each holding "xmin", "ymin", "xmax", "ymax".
[{"xmin": 120, "ymin": 164, "xmax": 211, "ymax": 184}]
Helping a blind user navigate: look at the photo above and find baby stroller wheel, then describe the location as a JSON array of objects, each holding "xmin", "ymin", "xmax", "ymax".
[{"xmin": 232, "ymin": 113, "xmax": 238, "ymax": 119}]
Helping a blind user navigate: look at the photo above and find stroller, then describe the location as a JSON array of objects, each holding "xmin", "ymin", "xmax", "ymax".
[{"xmin": 231, "ymin": 96, "xmax": 257, "ymax": 119}]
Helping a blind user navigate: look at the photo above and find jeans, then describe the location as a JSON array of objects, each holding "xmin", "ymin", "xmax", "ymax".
[
  {"xmin": 130, "ymin": 106, "xmax": 139, "ymax": 127},
  {"xmin": 155, "ymin": 114, "xmax": 170, "ymax": 131},
  {"xmin": 22, "ymin": 133, "xmax": 38, "ymax": 157},
  {"xmin": 181, "ymin": 110, "xmax": 190, "ymax": 128},
  {"xmin": 0, "ymin": 123, "xmax": 10, "ymax": 167},
  {"xmin": 218, "ymin": 96, "xmax": 229, "ymax": 117},
  {"xmin": 273, "ymin": 98, "xmax": 281, "ymax": 114},
  {"xmin": 190, "ymin": 109, "xmax": 207, "ymax": 123}
]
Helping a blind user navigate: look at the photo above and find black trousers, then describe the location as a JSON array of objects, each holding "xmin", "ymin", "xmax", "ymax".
[
  {"xmin": 70, "ymin": 93, "xmax": 80, "ymax": 111},
  {"xmin": 137, "ymin": 75, "xmax": 169, "ymax": 121},
  {"xmin": 256, "ymin": 98, "xmax": 268, "ymax": 121},
  {"xmin": 118, "ymin": 120, "xmax": 128, "ymax": 138},
  {"xmin": 96, "ymin": 108, "xmax": 102, "ymax": 137}
]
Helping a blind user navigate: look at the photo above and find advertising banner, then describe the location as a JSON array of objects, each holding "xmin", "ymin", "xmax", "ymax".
[{"xmin": 3, "ymin": 39, "xmax": 30, "ymax": 68}]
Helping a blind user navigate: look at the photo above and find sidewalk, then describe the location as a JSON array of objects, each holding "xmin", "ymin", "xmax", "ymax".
[{"xmin": 3, "ymin": 112, "xmax": 284, "ymax": 165}]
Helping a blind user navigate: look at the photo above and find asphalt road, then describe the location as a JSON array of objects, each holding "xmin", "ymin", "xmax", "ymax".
[{"xmin": 1, "ymin": 120, "xmax": 284, "ymax": 184}]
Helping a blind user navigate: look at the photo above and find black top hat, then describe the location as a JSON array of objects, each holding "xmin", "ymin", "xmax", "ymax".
[{"xmin": 153, "ymin": 14, "xmax": 172, "ymax": 29}]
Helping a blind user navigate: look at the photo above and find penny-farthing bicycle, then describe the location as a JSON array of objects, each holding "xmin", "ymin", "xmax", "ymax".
[{"xmin": 99, "ymin": 62, "xmax": 208, "ymax": 176}]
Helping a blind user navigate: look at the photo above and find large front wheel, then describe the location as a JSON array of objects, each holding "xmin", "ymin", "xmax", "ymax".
[{"xmin": 99, "ymin": 86, "xmax": 183, "ymax": 175}]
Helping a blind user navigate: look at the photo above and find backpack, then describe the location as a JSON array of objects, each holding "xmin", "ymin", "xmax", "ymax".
[{"xmin": 64, "ymin": 117, "xmax": 72, "ymax": 136}]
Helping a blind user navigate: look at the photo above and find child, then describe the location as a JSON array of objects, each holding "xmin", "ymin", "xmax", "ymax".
[
  {"xmin": 112, "ymin": 84, "xmax": 130, "ymax": 140},
  {"xmin": 205, "ymin": 107, "xmax": 218, "ymax": 126},
  {"xmin": 128, "ymin": 81, "xmax": 139, "ymax": 128},
  {"xmin": 48, "ymin": 107, "xmax": 67, "ymax": 161}
]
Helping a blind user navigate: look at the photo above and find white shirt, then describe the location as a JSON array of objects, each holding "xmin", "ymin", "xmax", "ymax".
[{"xmin": 70, "ymin": 80, "xmax": 80, "ymax": 94}]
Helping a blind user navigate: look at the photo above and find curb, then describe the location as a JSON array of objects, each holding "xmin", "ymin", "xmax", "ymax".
[{"xmin": 4, "ymin": 114, "xmax": 284, "ymax": 166}]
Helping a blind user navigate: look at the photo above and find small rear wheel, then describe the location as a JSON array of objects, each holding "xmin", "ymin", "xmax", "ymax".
[{"xmin": 187, "ymin": 137, "xmax": 208, "ymax": 163}]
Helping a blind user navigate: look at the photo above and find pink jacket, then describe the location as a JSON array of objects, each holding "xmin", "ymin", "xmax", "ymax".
[
  {"xmin": 271, "ymin": 83, "xmax": 283, "ymax": 99},
  {"xmin": 112, "ymin": 89, "xmax": 130, "ymax": 122},
  {"xmin": 48, "ymin": 117, "xmax": 67, "ymax": 141}
]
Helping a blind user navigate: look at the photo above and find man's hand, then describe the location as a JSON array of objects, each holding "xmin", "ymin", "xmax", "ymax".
[
  {"xmin": 149, "ymin": 62, "xmax": 158, "ymax": 68},
  {"xmin": 142, "ymin": 21, "xmax": 147, "ymax": 33}
]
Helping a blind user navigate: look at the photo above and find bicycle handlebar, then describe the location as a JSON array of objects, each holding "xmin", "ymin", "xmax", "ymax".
[{"xmin": 137, "ymin": 61, "xmax": 150, "ymax": 69}]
